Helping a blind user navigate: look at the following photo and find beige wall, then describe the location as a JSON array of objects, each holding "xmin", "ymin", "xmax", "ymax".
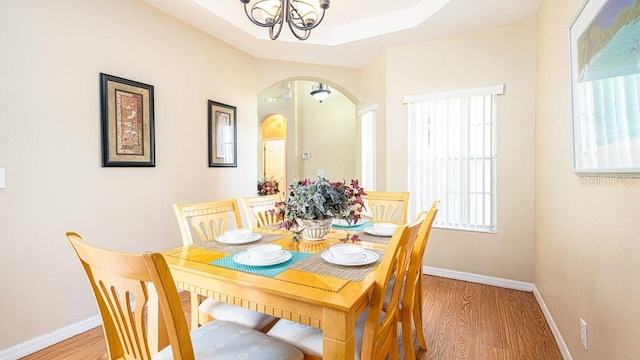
[
  {"xmin": 535, "ymin": 0, "xmax": 640, "ymax": 358},
  {"xmin": 359, "ymin": 54, "xmax": 387, "ymax": 190},
  {"xmin": 366, "ymin": 22, "xmax": 537, "ymax": 282},
  {"xmin": 0, "ymin": 0, "xmax": 259, "ymax": 349}
]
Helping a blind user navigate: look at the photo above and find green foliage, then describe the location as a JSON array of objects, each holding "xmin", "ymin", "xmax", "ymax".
[{"xmin": 274, "ymin": 176, "xmax": 366, "ymax": 230}]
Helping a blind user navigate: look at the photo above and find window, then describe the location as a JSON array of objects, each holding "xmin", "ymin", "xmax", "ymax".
[
  {"xmin": 358, "ymin": 104, "xmax": 377, "ymax": 191},
  {"xmin": 404, "ymin": 85, "xmax": 503, "ymax": 233}
]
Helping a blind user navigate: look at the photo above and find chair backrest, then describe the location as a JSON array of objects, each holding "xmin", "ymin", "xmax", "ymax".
[
  {"xmin": 403, "ymin": 201, "xmax": 439, "ymax": 311},
  {"xmin": 363, "ymin": 191, "xmax": 410, "ymax": 224},
  {"xmin": 173, "ymin": 198, "xmax": 243, "ymax": 246},
  {"xmin": 360, "ymin": 214, "xmax": 424, "ymax": 360},
  {"xmin": 240, "ymin": 193, "xmax": 283, "ymax": 230},
  {"xmin": 66, "ymin": 232, "xmax": 193, "ymax": 360}
]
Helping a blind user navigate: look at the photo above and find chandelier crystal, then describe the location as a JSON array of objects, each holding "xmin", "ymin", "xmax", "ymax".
[{"xmin": 240, "ymin": 0, "xmax": 330, "ymax": 40}]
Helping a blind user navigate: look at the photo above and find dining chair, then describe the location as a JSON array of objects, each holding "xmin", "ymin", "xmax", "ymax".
[
  {"xmin": 362, "ymin": 191, "xmax": 410, "ymax": 224},
  {"xmin": 266, "ymin": 220, "xmax": 422, "ymax": 360},
  {"xmin": 173, "ymin": 199, "xmax": 276, "ymax": 331},
  {"xmin": 65, "ymin": 232, "xmax": 303, "ymax": 360},
  {"xmin": 241, "ymin": 193, "xmax": 283, "ymax": 230},
  {"xmin": 397, "ymin": 200, "xmax": 440, "ymax": 360}
]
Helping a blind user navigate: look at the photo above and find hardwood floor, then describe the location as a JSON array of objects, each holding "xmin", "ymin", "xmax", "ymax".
[{"xmin": 21, "ymin": 276, "xmax": 562, "ymax": 360}]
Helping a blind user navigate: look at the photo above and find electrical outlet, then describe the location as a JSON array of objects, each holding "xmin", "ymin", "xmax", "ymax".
[{"xmin": 580, "ymin": 318, "xmax": 588, "ymax": 349}]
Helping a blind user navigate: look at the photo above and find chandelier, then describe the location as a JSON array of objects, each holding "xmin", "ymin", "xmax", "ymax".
[
  {"xmin": 311, "ymin": 83, "xmax": 331, "ymax": 103},
  {"xmin": 240, "ymin": 0, "xmax": 331, "ymax": 40}
]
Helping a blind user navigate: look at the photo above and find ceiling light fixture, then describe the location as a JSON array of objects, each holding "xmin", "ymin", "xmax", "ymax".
[
  {"xmin": 240, "ymin": 0, "xmax": 331, "ymax": 41},
  {"xmin": 310, "ymin": 83, "xmax": 331, "ymax": 103}
]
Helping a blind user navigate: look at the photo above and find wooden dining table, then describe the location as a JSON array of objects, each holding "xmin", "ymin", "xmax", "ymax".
[{"xmin": 148, "ymin": 226, "xmax": 391, "ymax": 360}]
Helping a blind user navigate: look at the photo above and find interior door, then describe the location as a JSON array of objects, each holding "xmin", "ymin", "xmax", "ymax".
[{"xmin": 263, "ymin": 139, "xmax": 286, "ymax": 190}]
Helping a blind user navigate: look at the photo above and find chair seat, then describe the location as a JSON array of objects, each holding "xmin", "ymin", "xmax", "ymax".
[
  {"xmin": 267, "ymin": 311, "xmax": 371, "ymax": 360},
  {"xmin": 199, "ymin": 298, "xmax": 276, "ymax": 330},
  {"xmin": 154, "ymin": 320, "xmax": 303, "ymax": 360}
]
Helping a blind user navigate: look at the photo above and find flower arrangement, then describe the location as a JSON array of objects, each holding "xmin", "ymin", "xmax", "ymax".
[
  {"xmin": 257, "ymin": 176, "xmax": 280, "ymax": 196},
  {"xmin": 272, "ymin": 176, "xmax": 366, "ymax": 242}
]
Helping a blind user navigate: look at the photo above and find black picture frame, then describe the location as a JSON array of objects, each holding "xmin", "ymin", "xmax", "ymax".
[
  {"xmin": 208, "ymin": 100, "xmax": 237, "ymax": 167},
  {"xmin": 100, "ymin": 73, "xmax": 155, "ymax": 167}
]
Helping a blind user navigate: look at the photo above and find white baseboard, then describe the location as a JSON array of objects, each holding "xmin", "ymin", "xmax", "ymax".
[
  {"xmin": 0, "ymin": 315, "xmax": 101, "ymax": 360},
  {"xmin": 424, "ymin": 266, "xmax": 571, "ymax": 360},
  {"xmin": 533, "ymin": 286, "xmax": 573, "ymax": 360},
  {"xmin": 423, "ymin": 266, "xmax": 534, "ymax": 292}
]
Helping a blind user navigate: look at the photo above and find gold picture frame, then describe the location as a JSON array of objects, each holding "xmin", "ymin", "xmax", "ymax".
[{"xmin": 100, "ymin": 73, "xmax": 155, "ymax": 167}]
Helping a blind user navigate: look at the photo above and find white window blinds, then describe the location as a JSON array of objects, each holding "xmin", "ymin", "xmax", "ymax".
[{"xmin": 405, "ymin": 85, "xmax": 503, "ymax": 233}]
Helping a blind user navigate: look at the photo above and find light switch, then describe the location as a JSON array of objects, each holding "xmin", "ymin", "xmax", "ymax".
[
  {"xmin": 0, "ymin": 168, "xmax": 5, "ymax": 189},
  {"xmin": 317, "ymin": 169, "xmax": 325, "ymax": 176},
  {"xmin": 302, "ymin": 152, "xmax": 311, "ymax": 160}
]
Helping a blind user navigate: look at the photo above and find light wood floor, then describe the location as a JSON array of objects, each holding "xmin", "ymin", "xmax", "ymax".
[{"xmin": 21, "ymin": 275, "xmax": 562, "ymax": 359}]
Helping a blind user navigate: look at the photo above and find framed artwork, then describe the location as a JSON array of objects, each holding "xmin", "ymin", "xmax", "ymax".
[
  {"xmin": 99, "ymin": 73, "xmax": 155, "ymax": 167},
  {"xmin": 569, "ymin": 0, "xmax": 640, "ymax": 174},
  {"xmin": 208, "ymin": 100, "xmax": 237, "ymax": 167}
]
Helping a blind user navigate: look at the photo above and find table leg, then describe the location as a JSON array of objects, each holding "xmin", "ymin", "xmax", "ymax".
[{"xmin": 322, "ymin": 308, "xmax": 356, "ymax": 360}]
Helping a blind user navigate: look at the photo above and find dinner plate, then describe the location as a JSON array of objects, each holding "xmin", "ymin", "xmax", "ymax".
[
  {"xmin": 321, "ymin": 249, "xmax": 379, "ymax": 266},
  {"xmin": 362, "ymin": 223, "xmax": 397, "ymax": 237},
  {"xmin": 332, "ymin": 219, "xmax": 363, "ymax": 228},
  {"xmin": 233, "ymin": 250, "xmax": 292, "ymax": 266},
  {"xmin": 215, "ymin": 232, "xmax": 262, "ymax": 244}
]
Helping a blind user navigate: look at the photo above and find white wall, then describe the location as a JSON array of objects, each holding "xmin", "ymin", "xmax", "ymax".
[
  {"xmin": 535, "ymin": 1, "xmax": 640, "ymax": 358},
  {"xmin": 361, "ymin": 21, "xmax": 537, "ymax": 282},
  {"xmin": 0, "ymin": 0, "xmax": 259, "ymax": 349}
]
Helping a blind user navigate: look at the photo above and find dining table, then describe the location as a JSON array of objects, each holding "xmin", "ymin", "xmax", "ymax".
[{"xmin": 147, "ymin": 222, "xmax": 394, "ymax": 360}]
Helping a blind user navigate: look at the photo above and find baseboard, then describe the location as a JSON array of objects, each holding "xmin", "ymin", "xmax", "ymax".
[
  {"xmin": 533, "ymin": 286, "xmax": 573, "ymax": 360},
  {"xmin": 0, "ymin": 315, "xmax": 101, "ymax": 360},
  {"xmin": 423, "ymin": 266, "xmax": 572, "ymax": 360},
  {"xmin": 423, "ymin": 266, "xmax": 534, "ymax": 292}
]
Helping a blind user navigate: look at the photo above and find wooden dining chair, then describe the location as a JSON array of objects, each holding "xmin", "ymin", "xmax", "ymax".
[
  {"xmin": 362, "ymin": 191, "xmax": 410, "ymax": 224},
  {"xmin": 266, "ymin": 220, "xmax": 422, "ymax": 360},
  {"xmin": 173, "ymin": 198, "xmax": 276, "ymax": 331},
  {"xmin": 241, "ymin": 193, "xmax": 283, "ymax": 230},
  {"xmin": 398, "ymin": 200, "xmax": 440, "ymax": 360},
  {"xmin": 65, "ymin": 232, "xmax": 303, "ymax": 360},
  {"xmin": 173, "ymin": 198, "xmax": 244, "ymax": 245}
]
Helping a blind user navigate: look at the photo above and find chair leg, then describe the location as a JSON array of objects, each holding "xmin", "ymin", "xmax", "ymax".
[
  {"xmin": 190, "ymin": 294, "xmax": 201, "ymax": 330},
  {"xmin": 401, "ymin": 308, "xmax": 417, "ymax": 360},
  {"xmin": 413, "ymin": 281, "xmax": 427, "ymax": 350},
  {"xmin": 389, "ymin": 323, "xmax": 400, "ymax": 360}
]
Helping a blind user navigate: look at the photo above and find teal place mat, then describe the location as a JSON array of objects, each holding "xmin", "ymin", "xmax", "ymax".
[
  {"xmin": 209, "ymin": 250, "xmax": 312, "ymax": 278},
  {"xmin": 331, "ymin": 221, "xmax": 372, "ymax": 232}
]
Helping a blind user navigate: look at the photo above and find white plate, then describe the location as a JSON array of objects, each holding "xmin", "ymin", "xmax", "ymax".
[
  {"xmin": 215, "ymin": 232, "xmax": 262, "ymax": 244},
  {"xmin": 363, "ymin": 224, "xmax": 397, "ymax": 237},
  {"xmin": 233, "ymin": 250, "xmax": 292, "ymax": 266},
  {"xmin": 332, "ymin": 219, "xmax": 362, "ymax": 228},
  {"xmin": 321, "ymin": 249, "xmax": 379, "ymax": 266}
]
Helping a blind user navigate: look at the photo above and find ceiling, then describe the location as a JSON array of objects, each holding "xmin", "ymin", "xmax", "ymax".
[{"xmin": 142, "ymin": 0, "xmax": 541, "ymax": 68}]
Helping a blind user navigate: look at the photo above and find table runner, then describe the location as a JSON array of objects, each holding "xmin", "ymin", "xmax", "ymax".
[
  {"xmin": 289, "ymin": 249, "xmax": 385, "ymax": 282},
  {"xmin": 193, "ymin": 233, "xmax": 283, "ymax": 254},
  {"xmin": 356, "ymin": 232, "xmax": 393, "ymax": 244}
]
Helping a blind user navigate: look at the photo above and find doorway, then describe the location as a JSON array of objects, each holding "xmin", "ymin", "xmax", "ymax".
[{"xmin": 261, "ymin": 115, "xmax": 287, "ymax": 190}]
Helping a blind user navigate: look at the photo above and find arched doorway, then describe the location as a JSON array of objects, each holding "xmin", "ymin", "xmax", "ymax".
[{"xmin": 257, "ymin": 80, "xmax": 357, "ymax": 186}]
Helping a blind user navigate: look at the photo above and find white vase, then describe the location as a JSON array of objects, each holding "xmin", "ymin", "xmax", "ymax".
[{"xmin": 297, "ymin": 218, "xmax": 332, "ymax": 241}]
